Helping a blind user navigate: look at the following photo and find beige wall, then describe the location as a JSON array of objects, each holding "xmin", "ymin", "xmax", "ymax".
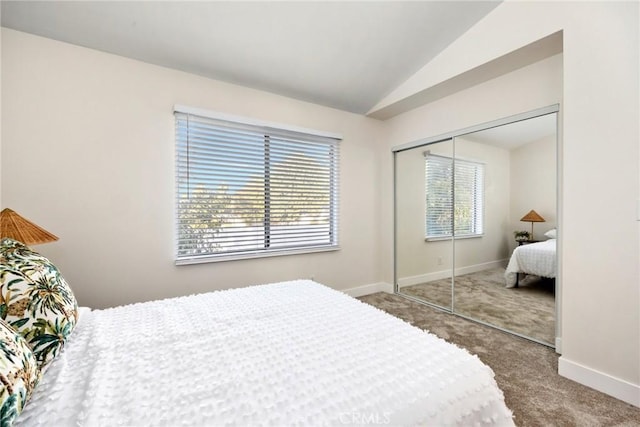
[
  {"xmin": 509, "ymin": 134, "xmax": 556, "ymax": 253},
  {"xmin": 1, "ymin": 29, "xmax": 385, "ymax": 308},
  {"xmin": 382, "ymin": 1, "xmax": 639, "ymax": 402}
]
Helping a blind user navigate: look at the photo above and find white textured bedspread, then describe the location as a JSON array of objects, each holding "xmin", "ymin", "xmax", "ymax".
[
  {"xmin": 505, "ymin": 239, "xmax": 556, "ymax": 288},
  {"xmin": 18, "ymin": 280, "xmax": 513, "ymax": 426}
]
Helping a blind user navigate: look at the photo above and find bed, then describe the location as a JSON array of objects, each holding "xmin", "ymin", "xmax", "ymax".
[
  {"xmin": 1, "ymin": 239, "xmax": 514, "ymax": 426},
  {"xmin": 505, "ymin": 238, "xmax": 557, "ymax": 288}
]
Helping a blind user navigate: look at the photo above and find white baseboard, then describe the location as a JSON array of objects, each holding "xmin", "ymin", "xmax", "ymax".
[
  {"xmin": 398, "ymin": 259, "xmax": 508, "ymax": 288},
  {"xmin": 342, "ymin": 282, "xmax": 393, "ymax": 298},
  {"xmin": 558, "ymin": 357, "xmax": 640, "ymax": 407}
]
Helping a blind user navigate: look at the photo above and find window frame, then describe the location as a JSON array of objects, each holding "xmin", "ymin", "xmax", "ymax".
[{"xmin": 174, "ymin": 105, "xmax": 341, "ymax": 265}]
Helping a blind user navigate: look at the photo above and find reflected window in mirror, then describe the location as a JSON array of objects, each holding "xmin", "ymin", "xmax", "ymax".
[{"xmin": 424, "ymin": 152, "xmax": 484, "ymax": 240}]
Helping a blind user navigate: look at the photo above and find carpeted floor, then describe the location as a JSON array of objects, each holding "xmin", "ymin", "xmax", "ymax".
[
  {"xmin": 358, "ymin": 292, "xmax": 640, "ymax": 426},
  {"xmin": 400, "ymin": 267, "xmax": 555, "ymax": 344}
]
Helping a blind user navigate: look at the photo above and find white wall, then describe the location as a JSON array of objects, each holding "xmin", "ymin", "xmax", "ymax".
[
  {"xmin": 381, "ymin": 1, "xmax": 639, "ymax": 405},
  {"xmin": 1, "ymin": 28, "xmax": 385, "ymax": 308}
]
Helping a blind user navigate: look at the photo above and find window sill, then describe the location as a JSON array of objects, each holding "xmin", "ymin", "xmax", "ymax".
[
  {"xmin": 425, "ymin": 234, "xmax": 484, "ymax": 242},
  {"xmin": 176, "ymin": 245, "xmax": 340, "ymax": 265}
]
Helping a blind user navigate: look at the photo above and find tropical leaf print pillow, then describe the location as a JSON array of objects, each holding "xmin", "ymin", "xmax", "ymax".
[
  {"xmin": 0, "ymin": 318, "xmax": 40, "ymax": 427},
  {"xmin": 0, "ymin": 238, "xmax": 78, "ymax": 371}
]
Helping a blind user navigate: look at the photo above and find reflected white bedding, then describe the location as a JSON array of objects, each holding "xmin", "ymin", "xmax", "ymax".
[
  {"xmin": 505, "ymin": 239, "xmax": 556, "ymax": 288},
  {"xmin": 18, "ymin": 280, "xmax": 513, "ymax": 426}
]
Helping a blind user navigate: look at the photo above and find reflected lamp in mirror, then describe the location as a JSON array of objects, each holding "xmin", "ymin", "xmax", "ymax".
[
  {"xmin": 520, "ymin": 210, "xmax": 545, "ymax": 240},
  {"xmin": 0, "ymin": 208, "xmax": 58, "ymax": 245}
]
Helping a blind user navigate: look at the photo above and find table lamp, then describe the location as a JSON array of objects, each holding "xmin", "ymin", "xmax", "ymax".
[
  {"xmin": 520, "ymin": 209, "xmax": 545, "ymax": 240},
  {"xmin": 0, "ymin": 208, "xmax": 58, "ymax": 245}
]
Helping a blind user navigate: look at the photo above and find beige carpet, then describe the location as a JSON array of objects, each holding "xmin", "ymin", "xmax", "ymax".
[
  {"xmin": 358, "ymin": 292, "xmax": 640, "ymax": 427},
  {"xmin": 400, "ymin": 267, "xmax": 555, "ymax": 344}
]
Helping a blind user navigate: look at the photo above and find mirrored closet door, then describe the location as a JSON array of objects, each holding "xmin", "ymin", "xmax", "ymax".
[
  {"xmin": 394, "ymin": 106, "xmax": 558, "ymax": 346},
  {"xmin": 396, "ymin": 139, "xmax": 454, "ymax": 310}
]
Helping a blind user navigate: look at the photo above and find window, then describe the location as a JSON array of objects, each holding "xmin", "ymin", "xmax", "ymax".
[
  {"xmin": 175, "ymin": 107, "xmax": 340, "ymax": 264},
  {"xmin": 425, "ymin": 153, "xmax": 484, "ymax": 239}
]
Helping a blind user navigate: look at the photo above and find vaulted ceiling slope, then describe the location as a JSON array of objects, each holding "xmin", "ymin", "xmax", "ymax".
[{"xmin": 1, "ymin": 1, "xmax": 501, "ymax": 114}]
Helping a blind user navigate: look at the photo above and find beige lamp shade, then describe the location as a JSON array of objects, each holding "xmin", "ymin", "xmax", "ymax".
[
  {"xmin": 0, "ymin": 208, "xmax": 58, "ymax": 245},
  {"xmin": 520, "ymin": 209, "xmax": 545, "ymax": 240}
]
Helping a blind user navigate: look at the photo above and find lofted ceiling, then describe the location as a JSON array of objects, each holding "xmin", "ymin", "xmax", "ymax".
[{"xmin": 1, "ymin": 1, "xmax": 501, "ymax": 114}]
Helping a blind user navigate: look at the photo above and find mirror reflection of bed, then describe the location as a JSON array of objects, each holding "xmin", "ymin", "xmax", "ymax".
[{"xmin": 395, "ymin": 108, "xmax": 558, "ymax": 347}]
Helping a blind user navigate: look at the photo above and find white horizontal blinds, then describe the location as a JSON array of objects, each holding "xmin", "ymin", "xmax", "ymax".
[
  {"xmin": 454, "ymin": 158, "xmax": 484, "ymax": 236},
  {"xmin": 175, "ymin": 112, "xmax": 339, "ymax": 260},
  {"xmin": 425, "ymin": 154, "xmax": 453, "ymax": 238},
  {"xmin": 266, "ymin": 133, "xmax": 337, "ymax": 249},
  {"xmin": 425, "ymin": 153, "xmax": 484, "ymax": 238}
]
